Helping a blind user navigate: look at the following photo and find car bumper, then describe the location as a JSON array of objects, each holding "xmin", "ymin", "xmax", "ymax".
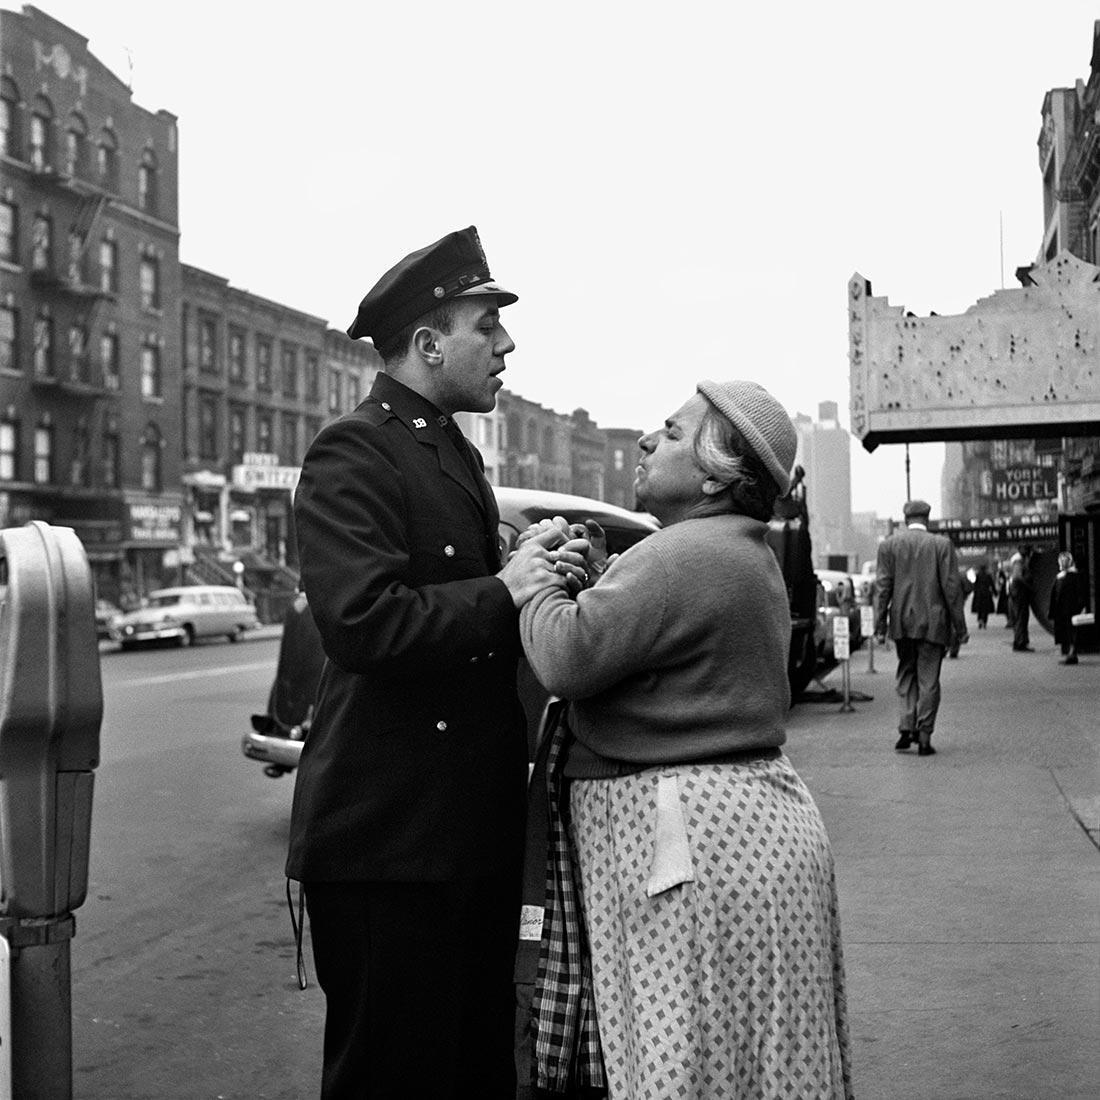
[
  {"xmin": 242, "ymin": 727, "xmax": 304, "ymax": 769},
  {"xmin": 112, "ymin": 625, "xmax": 184, "ymax": 643}
]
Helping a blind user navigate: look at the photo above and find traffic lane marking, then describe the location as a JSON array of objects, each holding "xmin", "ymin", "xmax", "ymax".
[{"xmin": 111, "ymin": 661, "xmax": 275, "ymax": 689}]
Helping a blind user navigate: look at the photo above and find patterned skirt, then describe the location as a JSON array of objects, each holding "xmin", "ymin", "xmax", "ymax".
[{"xmin": 568, "ymin": 754, "xmax": 853, "ymax": 1099}]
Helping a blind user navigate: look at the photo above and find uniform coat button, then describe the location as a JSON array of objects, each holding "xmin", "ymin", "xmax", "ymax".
[
  {"xmin": 444, "ymin": 545, "xmax": 455, "ymax": 557},
  {"xmin": 436, "ymin": 720, "xmax": 448, "ymax": 732}
]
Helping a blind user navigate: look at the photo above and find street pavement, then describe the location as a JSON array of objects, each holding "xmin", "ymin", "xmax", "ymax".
[{"xmin": 784, "ymin": 609, "xmax": 1099, "ymax": 1099}]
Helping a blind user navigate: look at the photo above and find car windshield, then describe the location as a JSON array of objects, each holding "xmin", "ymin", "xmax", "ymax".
[{"xmin": 146, "ymin": 594, "xmax": 182, "ymax": 608}]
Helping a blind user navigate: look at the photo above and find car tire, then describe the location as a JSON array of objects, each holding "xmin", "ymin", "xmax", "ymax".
[
  {"xmin": 228, "ymin": 626, "xmax": 244, "ymax": 643},
  {"xmin": 177, "ymin": 625, "xmax": 195, "ymax": 648}
]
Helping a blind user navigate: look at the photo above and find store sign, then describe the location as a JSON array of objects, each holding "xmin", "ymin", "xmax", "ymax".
[
  {"xmin": 979, "ymin": 466, "xmax": 1057, "ymax": 501},
  {"xmin": 931, "ymin": 517, "xmax": 1058, "ymax": 548},
  {"xmin": 127, "ymin": 502, "xmax": 182, "ymax": 543},
  {"xmin": 232, "ymin": 464, "xmax": 300, "ymax": 491}
]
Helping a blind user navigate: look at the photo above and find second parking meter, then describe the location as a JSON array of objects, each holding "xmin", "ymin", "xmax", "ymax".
[{"xmin": 0, "ymin": 521, "xmax": 102, "ymax": 1099}]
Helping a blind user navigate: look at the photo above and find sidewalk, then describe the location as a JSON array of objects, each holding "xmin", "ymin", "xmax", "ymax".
[{"xmin": 784, "ymin": 612, "xmax": 1099, "ymax": 1099}]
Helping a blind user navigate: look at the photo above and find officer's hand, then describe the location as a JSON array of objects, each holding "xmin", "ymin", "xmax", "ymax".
[{"xmin": 498, "ymin": 525, "xmax": 589, "ymax": 608}]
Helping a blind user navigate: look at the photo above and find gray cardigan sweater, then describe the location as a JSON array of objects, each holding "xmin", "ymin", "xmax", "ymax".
[{"xmin": 520, "ymin": 513, "xmax": 790, "ymax": 767}]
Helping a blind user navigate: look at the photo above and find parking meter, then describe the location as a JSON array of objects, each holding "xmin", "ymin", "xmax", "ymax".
[{"xmin": 0, "ymin": 521, "xmax": 102, "ymax": 1099}]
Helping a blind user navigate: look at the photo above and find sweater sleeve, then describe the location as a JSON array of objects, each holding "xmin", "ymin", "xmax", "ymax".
[{"xmin": 520, "ymin": 540, "xmax": 670, "ymax": 699}]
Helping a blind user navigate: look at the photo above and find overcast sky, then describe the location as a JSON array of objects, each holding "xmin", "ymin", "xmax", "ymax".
[{"xmin": 21, "ymin": 1, "xmax": 1100, "ymax": 516}]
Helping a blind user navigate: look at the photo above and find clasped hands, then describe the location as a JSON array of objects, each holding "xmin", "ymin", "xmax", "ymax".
[{"xmin": 497, "ymin": 515, "xmax": 614, "ymax": 608}]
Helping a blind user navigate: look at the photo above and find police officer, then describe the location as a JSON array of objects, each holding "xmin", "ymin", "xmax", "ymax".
[{"xmin": 287, "ymin": 227, "xmax": 584, "ymax": 1098}]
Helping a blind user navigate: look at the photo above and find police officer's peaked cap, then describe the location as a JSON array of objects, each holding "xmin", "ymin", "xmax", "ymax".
[{"xmin": 347, "ymin": 226, "xmax": 518, "ymax": 345}]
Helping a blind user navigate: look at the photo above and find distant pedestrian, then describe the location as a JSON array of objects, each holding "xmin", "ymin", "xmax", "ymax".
[
  {"xmin": 995, "ymin": 564, "xmax": 1010, "ymax": 623},
  {"xmin": 1009, "ymin": 545, "xmax": 1034, "ymax": 651},
  {"xmin": 874, "ymin": 500, "xmax": 968, "ymax": 756},
  {"xmin": 947, "ymin": 569, "xmax": 973, "ymax": 658},
  {"xmin": 1048, "ymin": 551, "xmax": 1086, "ymax": 665},
  {"xmin": 971, "ymin": 563, "xmax": 996, "ymax": 629}
]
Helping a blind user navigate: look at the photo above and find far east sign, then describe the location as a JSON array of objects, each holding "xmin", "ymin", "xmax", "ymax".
[{"xmin": 979, "ymin": 466, "xmax": 1058, "ymax": 502}]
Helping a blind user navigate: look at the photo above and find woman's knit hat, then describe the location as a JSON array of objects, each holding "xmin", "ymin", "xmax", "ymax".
[{"xmin": 696, "ymin": 380, "xmax": 797, "ymax": 495}]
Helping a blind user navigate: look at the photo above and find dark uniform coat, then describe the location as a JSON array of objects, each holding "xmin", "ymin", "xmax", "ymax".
[
  {"xmin": 286, "ymin": 372, "xmax": 527, "ymax": 884},
  {"xmin": 1048, "ymin": 569, "xmax": 1085, "ymax": 647}
]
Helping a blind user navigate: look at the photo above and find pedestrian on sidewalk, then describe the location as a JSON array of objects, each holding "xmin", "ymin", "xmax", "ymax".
[
  {"xmin": 995, "ymin": 562, "xmax": 1011, "ymax": 624},
  {"xmin": 947, "ymin": 568, "xmax": 973, "ymax": 657},
  {"xmin": 1048, "ymin": 550, "xmax": 1085, "ymax": 665},
  {"xmin": 520, "ymin": 381, "xmax": 853, "ymax": 1099},
  {"xmin": 874, "ymin": 499, "xmax": 969, "ymax": 756},
  {"xmin": 971, "ymin": 561, "xmax": 996, "ymax": 629},
  {"xmin": 1009, "ymin": 545, "xmax": 1035, "ymax": 651},
  {"xmin": 286, "ymin": 227, "xmax": 586, "ymax": 1099}
]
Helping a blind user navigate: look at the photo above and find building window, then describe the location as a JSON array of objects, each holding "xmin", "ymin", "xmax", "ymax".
[
  {"xmin": 0, "ymin": 305, "xmax": 17, "ymax": 372},
  {"xmin": 199, "ymin": 317, "xmax": 218, "ymax": 373},
  {"xmin": 305, "ymin": 415, "xmax": 322, "ymax": 450},
  {"xmin": 67, "ymin": 230, "xmax": 87, "ymax": 285},
  {"xmin": 229, "ymin": 404, "xmax": 246, "ymax": 464},
  {"xmin": 347, "ymin": 371, "xmax": 361, "ymax": 409},
  {"xmin": 139, "ymin": 256, "xmax": 160, "ymax": 309},
  {"xmin": 97, "ymin": 129, "xmax": 119, "ymax": 191},
  {"xmin": 138, "ymin": 149, "xmax": 158, "ymax": 214},
  {"xmin": 99, "ymin": 238, "xmax": 117, "ymax": 293},
  {"xmin": 100, "ymin": 332, "xmax": 120, "ymax": 390},
  {"xmin": 31, "ymin": 214, "xmax": 51, "ymax": 271},
  {"xmin": 256, "ymin": 411, "xmax": 273, "ymax": 453},
  {"xmin": 305, "ymin": 353, "xmax": 320, "ymax": 402},
  {"xmin": 68, "ymin": 322, "xmax": 89, "ymax": 384},
  {"xmin": 70, "ymin": 422, "xmax": 91, "ymax": 487},
  {"xmin": 281, "ymin": 343, "xmax": 298, "ymax": 398},
  {"xmin": 328, "ymin": 368, "xmax": 342, "ymax": 413},
  {"xmin": 33, "ymin": 424, "xmax": 53, "ymax": 484},
  {"xmin": 0, "ymin": 418, "xmax": 18, "ymax": 481},
  {"xmin": 228, "ymin": 328, "xmax": 246, "ymax": 384},
  {"xmin": 101, "ymin": 419, "xmax": 120, "ymax": 489},
  {"xmin": 281, "ymin": 412, "xmax": 299, "ymax": 464},
  {"xmin": 30, "ymin": 104, "xmax": 51, "ymax": 172},
  {"xmin": 64, "ymin": 113, "xmax": 87, "ymax": 177},
  {"xmin": 199, "ymin": 393, "xmax": 218, "ymax": 460},
  {"xmin": 0, "ymin": 79, "xmax": 17, "ymax": 158},
  {"xmin": 141, "ymin": 343, "xmax": 161, "ymax": 398},
  {"xmin": 33, "ymin": 313, "xmax": 51, "ymax": 377},
  {"xmin": 0, "ymin": 200, "xmax": 16, "ymax": 263},
  {"xmin": 613, "ymin": 448, "xmax": 624, "ymax": 471},
  {"xmin": 140, "ymin": 423, "xmax": 161, "ymax": 492},
  {"xmin": 256, "ymin": 338, "xmax": 272, "ymax": 390}
]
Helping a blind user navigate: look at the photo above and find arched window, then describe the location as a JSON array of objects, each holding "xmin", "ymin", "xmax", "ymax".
[
  {"xmin": 137, "ymin": 148, "xmax": 158, "ymax": 214},
  {"xmin": 97, "ymin": 128, "xmax": 119, "ymax": 191},
  {"xmin": 526, "ymin": 418, "xmax": 538, "ymax": 453},
  {"xmin": 542, "ymin": 425, "xmax": 555, "ymax": 462},
  {"xmin": 101, "ymin": 414, "xmax": 120, "ymax": 489},
  {"xmin": 30, "ymin": 94, "xmax": 54, "ymax": 172},
  {"xmin": 0, "ymin": 76, "xmax": 20, "ymax": 159},
  {"xmin": 64, "ymin": 112, "xmax": 88, "ymax": 177},
  {"xmin": 140, "ymin": 422, "xmax": 162, "ymax": 491}
]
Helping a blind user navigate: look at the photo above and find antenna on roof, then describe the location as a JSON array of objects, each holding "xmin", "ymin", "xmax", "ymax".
[{"xmin": 123, "ymin": 46, "xmax": 134, "ymax": 91}]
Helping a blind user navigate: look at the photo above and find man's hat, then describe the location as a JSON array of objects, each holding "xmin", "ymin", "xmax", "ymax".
[
  {"xmin": 903, "ymin": 499, "xmax": 932, "ymax": 519},
  {"xmin": 347, "ymin": 226, "xmax": 517, "ymax": 345}
]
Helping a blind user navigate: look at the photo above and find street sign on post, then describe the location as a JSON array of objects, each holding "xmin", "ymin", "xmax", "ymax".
[
  {"xmin": 832, "ymin": 616, "xmax": 854, "ymax": 711},
  {"xmin": 0, "ymin": 521, "xmax": 102, "ymax": 1099},
  {"xmin": 860, "ymin": 604, "xmax": 877, "ymax": 673}
]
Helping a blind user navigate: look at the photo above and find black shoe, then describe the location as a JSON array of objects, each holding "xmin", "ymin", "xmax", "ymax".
[
  {"xmin": 918, "ymin": 744, "xmax": 937, "ymax": 756},
  {"xmin": 894, "ymin": 734, "xmax": 913, "ymax": 751},
  {"xmin": 1062, "ymin": 656, "xmax": 1079, "ymax": 665},
  {"xmin": 1013, "ymin": 645, "xmax": 1034, "ymax": 652}
]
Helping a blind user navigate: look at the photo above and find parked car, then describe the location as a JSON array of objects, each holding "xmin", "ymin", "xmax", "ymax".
[
  {"xmin": 111, "ymin": 584, "xmax": 259, "ymax": 649},
  {"xmin": 815, "ymin": 569, "xmax": 863, "ymax": 663},
  {"xmin": 95, "ymin": 598, "xmax": 121, "ymax": 640},
  {"xmin": 245, "ymin": 477, "xmax": 829, "ymax": 777}
]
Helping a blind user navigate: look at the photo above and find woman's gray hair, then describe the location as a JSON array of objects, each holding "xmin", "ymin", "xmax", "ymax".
[{"xmin": 692, "ymin": 406, "xmax": 781, "ymax": 521}]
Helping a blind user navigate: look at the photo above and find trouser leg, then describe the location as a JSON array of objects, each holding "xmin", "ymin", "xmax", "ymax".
[
  {"xmin": 305, "ymin": 874, "xmax": 519, "ymax": 1100},
  {"xmin": 914, "ymin": 640, "xmax": 945, "ymax": 739},
  {"xmin": 1013, "ymin": 598, "xmax": 1031, "ymax": 648},
  {"xmin": 894, "ymin": 638, "xmax": 918, "ymax": 735}
]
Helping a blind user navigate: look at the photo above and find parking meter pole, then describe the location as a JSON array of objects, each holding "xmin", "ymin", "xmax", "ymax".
[
  {"xmin": 0, "ymin": 522, "xmax": 102, "ymax": 1100},
  {"xmin": 839, "ymin": 658, "xmax": 855, "ymax": 712},
  {"xmin": 866, "ymin": 636, "xmax": 876, "ymax": 673},
  {"xmin": 3, "ymin": 916, "xmax": 75, "ymax": 1099}
]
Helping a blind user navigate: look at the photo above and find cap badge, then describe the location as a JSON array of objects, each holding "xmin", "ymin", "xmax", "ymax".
[{"xmin": 433, "ymin": 286, "xmax": 445, "ymax": 298}]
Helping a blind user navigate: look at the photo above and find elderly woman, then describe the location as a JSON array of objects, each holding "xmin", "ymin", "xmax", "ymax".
[{"xmin": 521, "ymin": 381, "xmax": 852, "ymax": 1099}]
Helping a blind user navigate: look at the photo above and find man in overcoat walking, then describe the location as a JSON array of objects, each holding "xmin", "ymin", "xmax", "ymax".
[
  {"xmin": 874, "ymin": 499, "xmax": 968, "ymax": 756},
  {"xmin": 287, "ymin": 227, "xmax": 583, "ymax": 1098}
]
